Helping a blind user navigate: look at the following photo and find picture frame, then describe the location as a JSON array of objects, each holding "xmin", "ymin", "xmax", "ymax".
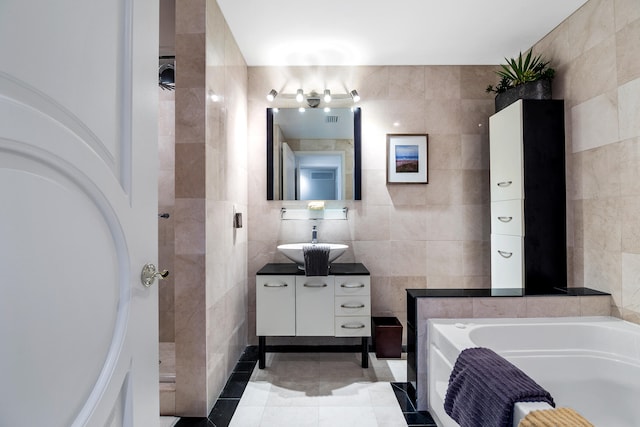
[{"xmin": 386, "ymin": 134, "xmax": 429, "ymax": 184}]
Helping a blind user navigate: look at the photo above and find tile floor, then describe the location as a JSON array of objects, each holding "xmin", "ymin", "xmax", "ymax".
[{"xmin": 173, "ymin": 347, "xmax": 435, "ymax": 427}]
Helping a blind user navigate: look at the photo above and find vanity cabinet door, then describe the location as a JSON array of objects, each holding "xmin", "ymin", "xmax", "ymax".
[
  {"xmin": 296, "ymin": 276, "xmax": 335, "ymax": 336},
  {"xmin": 489, "ymin": 101, "xmax": 524, "ymax": 202},
  {"xmin": 256, "ymin": 275, "xmax": 295, "ymax": 336}
]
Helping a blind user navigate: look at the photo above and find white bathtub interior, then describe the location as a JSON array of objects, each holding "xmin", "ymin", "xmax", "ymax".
[{"xmin": 427, "ymin": 316, "xmax": 640, "ymax": 427}]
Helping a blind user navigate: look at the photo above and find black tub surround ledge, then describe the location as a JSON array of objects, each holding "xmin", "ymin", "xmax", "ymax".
[{"xmin": 406, "ymin": 286, "xmax": 611, "ymax": 411}]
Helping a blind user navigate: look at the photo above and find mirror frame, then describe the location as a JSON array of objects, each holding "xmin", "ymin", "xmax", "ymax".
[{"xmin": 266, "ymin": 107, "xmax": 361, "ymax": 201}]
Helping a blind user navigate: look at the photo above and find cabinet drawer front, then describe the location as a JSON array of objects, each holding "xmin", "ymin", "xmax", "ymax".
[
  {"xmin": 335, "ymin": 296, "xmax": 371, "ymax": 316},
  {"xmin": 335, "ymin": 276, "xmax": 370, "ymax": 296},
  {"xmin": 491, "ymin": 234, "xmax": 524, "ymax": 289},
  {"xmin": 335, "ymin": 316, "xmax": 371, "ymax": 337},
  {"xmin": 256, "ymin": 275, "xmax": 296, "ymax": 336},
  {"xmin": 491, "ymin": 200, "xmax": 524, "ymax": 236}
]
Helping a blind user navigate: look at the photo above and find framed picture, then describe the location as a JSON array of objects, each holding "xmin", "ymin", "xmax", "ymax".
[{"xmin": 386, "ymin": 134, "xmax": 428, "ymax": 184}]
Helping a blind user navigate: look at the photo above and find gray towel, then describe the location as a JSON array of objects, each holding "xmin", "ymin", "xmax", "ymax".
[
  {"xmin": 303, "ymin": 244, "xmax": 330, "ymax": 276},
  {"xmin": 444, "ymin": 347, "xmax": 555, "ymax": 427}
]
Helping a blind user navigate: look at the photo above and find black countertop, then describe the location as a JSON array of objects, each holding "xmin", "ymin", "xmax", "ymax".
[
  {"xmin": 256, "ymin": 263, "xmax": 370, "ymax": 276},
  {"xmin": 406, "ymin": 287, "xmax": 610, "ymax": 298}
]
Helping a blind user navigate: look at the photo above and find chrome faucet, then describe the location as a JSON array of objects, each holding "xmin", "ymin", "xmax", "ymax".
[{"xmin": 311, "ymin": 225, "xmax": 318, "ymax": 244}]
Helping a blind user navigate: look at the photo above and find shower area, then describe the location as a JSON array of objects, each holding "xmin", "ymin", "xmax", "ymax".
[{"xmin": 156, "ymin": 0, "xmax": 250, "ymax": 417}]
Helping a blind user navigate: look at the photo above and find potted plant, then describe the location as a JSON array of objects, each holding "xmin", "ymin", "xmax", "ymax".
[{"xmin": 486, "ymin": 50, "xmax": 555, "ymax": 112}]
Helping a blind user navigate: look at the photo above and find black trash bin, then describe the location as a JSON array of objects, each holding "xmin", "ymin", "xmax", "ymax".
[{"xmin": 372, "ymin": 316, "xmax": 403, "ymax": 358}]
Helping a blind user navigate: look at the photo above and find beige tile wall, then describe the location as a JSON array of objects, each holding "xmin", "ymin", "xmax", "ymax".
[
  {"xmin": 247, "ymin": 65, "xmax": 498, "ymax": 345},
  {"xmin": 533, "ymin": 0, "xmax": 640, "ymax": 323},
  {"xmin": 174, "ymin": 0, "xmax": 248, "ymax": 417}
]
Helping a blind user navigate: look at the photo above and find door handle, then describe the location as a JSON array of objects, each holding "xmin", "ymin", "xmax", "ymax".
[{"xmin": 141, "ymin": 263, "xmax": 169, "ymax": 287}]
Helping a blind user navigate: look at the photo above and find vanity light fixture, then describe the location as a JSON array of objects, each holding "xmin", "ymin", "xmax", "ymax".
[
  {"xmin": 265, "ymin": 88, "xmax": 361, "ymax": 108},
  {"xmin": 266, "ymin": 89, "xmax": 278, "ymax": 101},
  {"xmin": 323, "ymin": 89, "xmax": 331, "ymax": 103}
]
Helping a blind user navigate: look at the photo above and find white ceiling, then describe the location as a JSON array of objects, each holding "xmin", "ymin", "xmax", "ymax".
[{"xmin": 217, "ymin": 0, "xmax": 588, "ymax": 66}]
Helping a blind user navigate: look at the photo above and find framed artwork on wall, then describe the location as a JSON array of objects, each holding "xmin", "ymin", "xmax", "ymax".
[{"xmin": 386, "ymin": 134, "xmax": 429, "ymax": 184}]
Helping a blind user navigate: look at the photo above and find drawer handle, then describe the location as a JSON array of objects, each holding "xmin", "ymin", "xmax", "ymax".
[
  {"xmin": 341, "ymin": 303, "xmax": 366, "ymax": 309},
  {"xmin": 497, "ymin": 250, "xmax": 513, "ymax": 258},
  {"xmin": 341, "ymin": 323, "xmax": 366, "ymax": 329},
  {"xmin": 497, "ymin": 216, "xmax": 513, "ymax": 223},
  {"xmin": 263, "ymin": 283, "xmax": 288, "ymax": 288},
  {"xmin": 341, "ymin": 283, "xmax": 365, "ymax": 288},
  {"xmin": 303, "ymin": 283, "xmax": 328, "ymax": 288},
  {"xmin": 497, "ymin": 181, "xmax": 513, "ymax": 187}
]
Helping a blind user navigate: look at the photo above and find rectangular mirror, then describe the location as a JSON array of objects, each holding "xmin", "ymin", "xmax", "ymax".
[{"xmin": 267, "ymin": 107, "xmax": 361, "ymax": 200}]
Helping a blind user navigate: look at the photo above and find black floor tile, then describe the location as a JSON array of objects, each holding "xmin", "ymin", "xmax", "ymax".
[
  {"xmin": 207, "ymin": 399, "xmax": 239, "ymax": 427},
  {"xmin": 233, "ymin": 360, "xmax": 257, "ymax": 373},
  {"xmin": 219, "ymin": 371, "xmax": 252, "ymax": 398},
  {"xmin": 238, "ymin": 345, "xmax": 259, "ymax": 361},
  {"xmin": 391, "ymin": 382, "xmax": 416, "ymax": 412},
  {"xmin": 391, "ymin": 382, "xmax": 437, "ymax": 427},
  {"xmin": 405, "ymin": 410, "xmax": 436, "ymax": 426},
  {"xmin": 175, "ymin": 417, "xmax": 214, "ymax": 427}
]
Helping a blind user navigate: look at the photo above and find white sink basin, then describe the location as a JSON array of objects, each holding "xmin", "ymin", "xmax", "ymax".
[{"xmin": 277, "ymin": 243, "xmax": 348, "ymax": 265}]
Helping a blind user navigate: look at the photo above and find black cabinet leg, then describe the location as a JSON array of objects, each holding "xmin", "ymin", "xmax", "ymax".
[
  {"xmin": 259, "ymin": 336, "xmax": 266, "ymax": 369},
  {"xmin": 361, "ymin": 336, "xmax": 369, "ymax": 368}
]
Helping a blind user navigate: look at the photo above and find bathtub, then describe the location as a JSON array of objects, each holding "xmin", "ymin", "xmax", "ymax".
[{"xmin": 427, "ymin": 316, "xmax": 640, "ymax": 427}]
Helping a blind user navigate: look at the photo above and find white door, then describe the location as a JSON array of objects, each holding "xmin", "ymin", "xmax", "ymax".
[{"xmin": 0, "ymin": 1, "xmax": 159, "ymax": 426}]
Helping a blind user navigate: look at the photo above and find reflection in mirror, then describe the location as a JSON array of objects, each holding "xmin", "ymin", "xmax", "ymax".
[{"xmin": 267, "ymin": 107, "xmax": 361, "ymax": 200}]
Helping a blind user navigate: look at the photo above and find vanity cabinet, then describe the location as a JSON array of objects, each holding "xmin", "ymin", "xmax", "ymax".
[
  {"xmin": 489, "ymin": 99, "xmax": 566, "ymax": 292},
  {"xmin": 256, "ymin": 263, "xmax": 371, "ymax": 368}
]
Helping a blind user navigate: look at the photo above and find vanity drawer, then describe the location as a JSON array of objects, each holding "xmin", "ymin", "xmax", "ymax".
[
  {"xmin": 335, "ymin": 276, "xmax": 370, "ymax": 296},
  {"xmin": 335, "ymin": 296, "xmax": 371, "ymax": 316},
  {"xmin": 335, "ymin": 316, "xmax": 371, "ymax": 337},
  {"xmin": 491, "ymin": 234, "xmax": 524, "ymax": 289},
  {"xmin": 491, "ymin": 199, "xmax": 524, "ymax": 236}
]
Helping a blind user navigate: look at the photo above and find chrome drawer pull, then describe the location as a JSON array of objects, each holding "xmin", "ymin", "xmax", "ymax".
[
  {"xmin": 497, "ymin": 216, "xmax": 513, "ymax": 223},
  {"xmin": 263, "ymin": 283, "xmax": 288, "ymax": 287},
  {"xmin": 341, "ymin": 323, "xmax": 366, "ymax": 329},
  {"xmin": 303, "ymin": 283, "xmax": 328, "ymax": 288},
  {"xmin": 341, "ymin": 283, "xmax": 365, "ymax": 288},
  {"xmin": 497, "ymin": 250, "xmax": 513, "ymax": 258},
  {"xmin": 497, "ymin": 181, "xmax": 513, "ymax": 187},
  {"xmin": 341, "ymin": 303, "xmax": 366, "ymax": 309}
]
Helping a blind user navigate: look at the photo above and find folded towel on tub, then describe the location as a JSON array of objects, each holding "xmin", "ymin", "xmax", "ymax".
[
  {"xmin": 444, "ymin": 347, "xmax": 555, "ymax": 427},
  {"xmin": 517, "ymin": 407, "xmax": 594, "ymax": 427},
  {"xmin": 303, "ymin": 244, "xmax": 330, "ymax": 276}
]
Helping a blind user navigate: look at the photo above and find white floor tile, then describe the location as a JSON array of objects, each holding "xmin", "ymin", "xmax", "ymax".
[
  {"xmin": 229, "ymin": 352, "xmax": 407, "ymax": 426},
  {"xmin": 159, "ymin": 416, "xmax": 179, "ymax": 427}
]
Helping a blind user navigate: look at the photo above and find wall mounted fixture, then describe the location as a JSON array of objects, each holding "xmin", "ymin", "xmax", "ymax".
[
  {"xmin": 266, "ymin": 89, "xmax": 278, "ymax": 101},
  {"xmin": 266, "ymin": 88, "xmax": 361, "ymax": 108},
  {"xmin": 158, "ymin": 56, "xmax": 175, "ymax": 91}
]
